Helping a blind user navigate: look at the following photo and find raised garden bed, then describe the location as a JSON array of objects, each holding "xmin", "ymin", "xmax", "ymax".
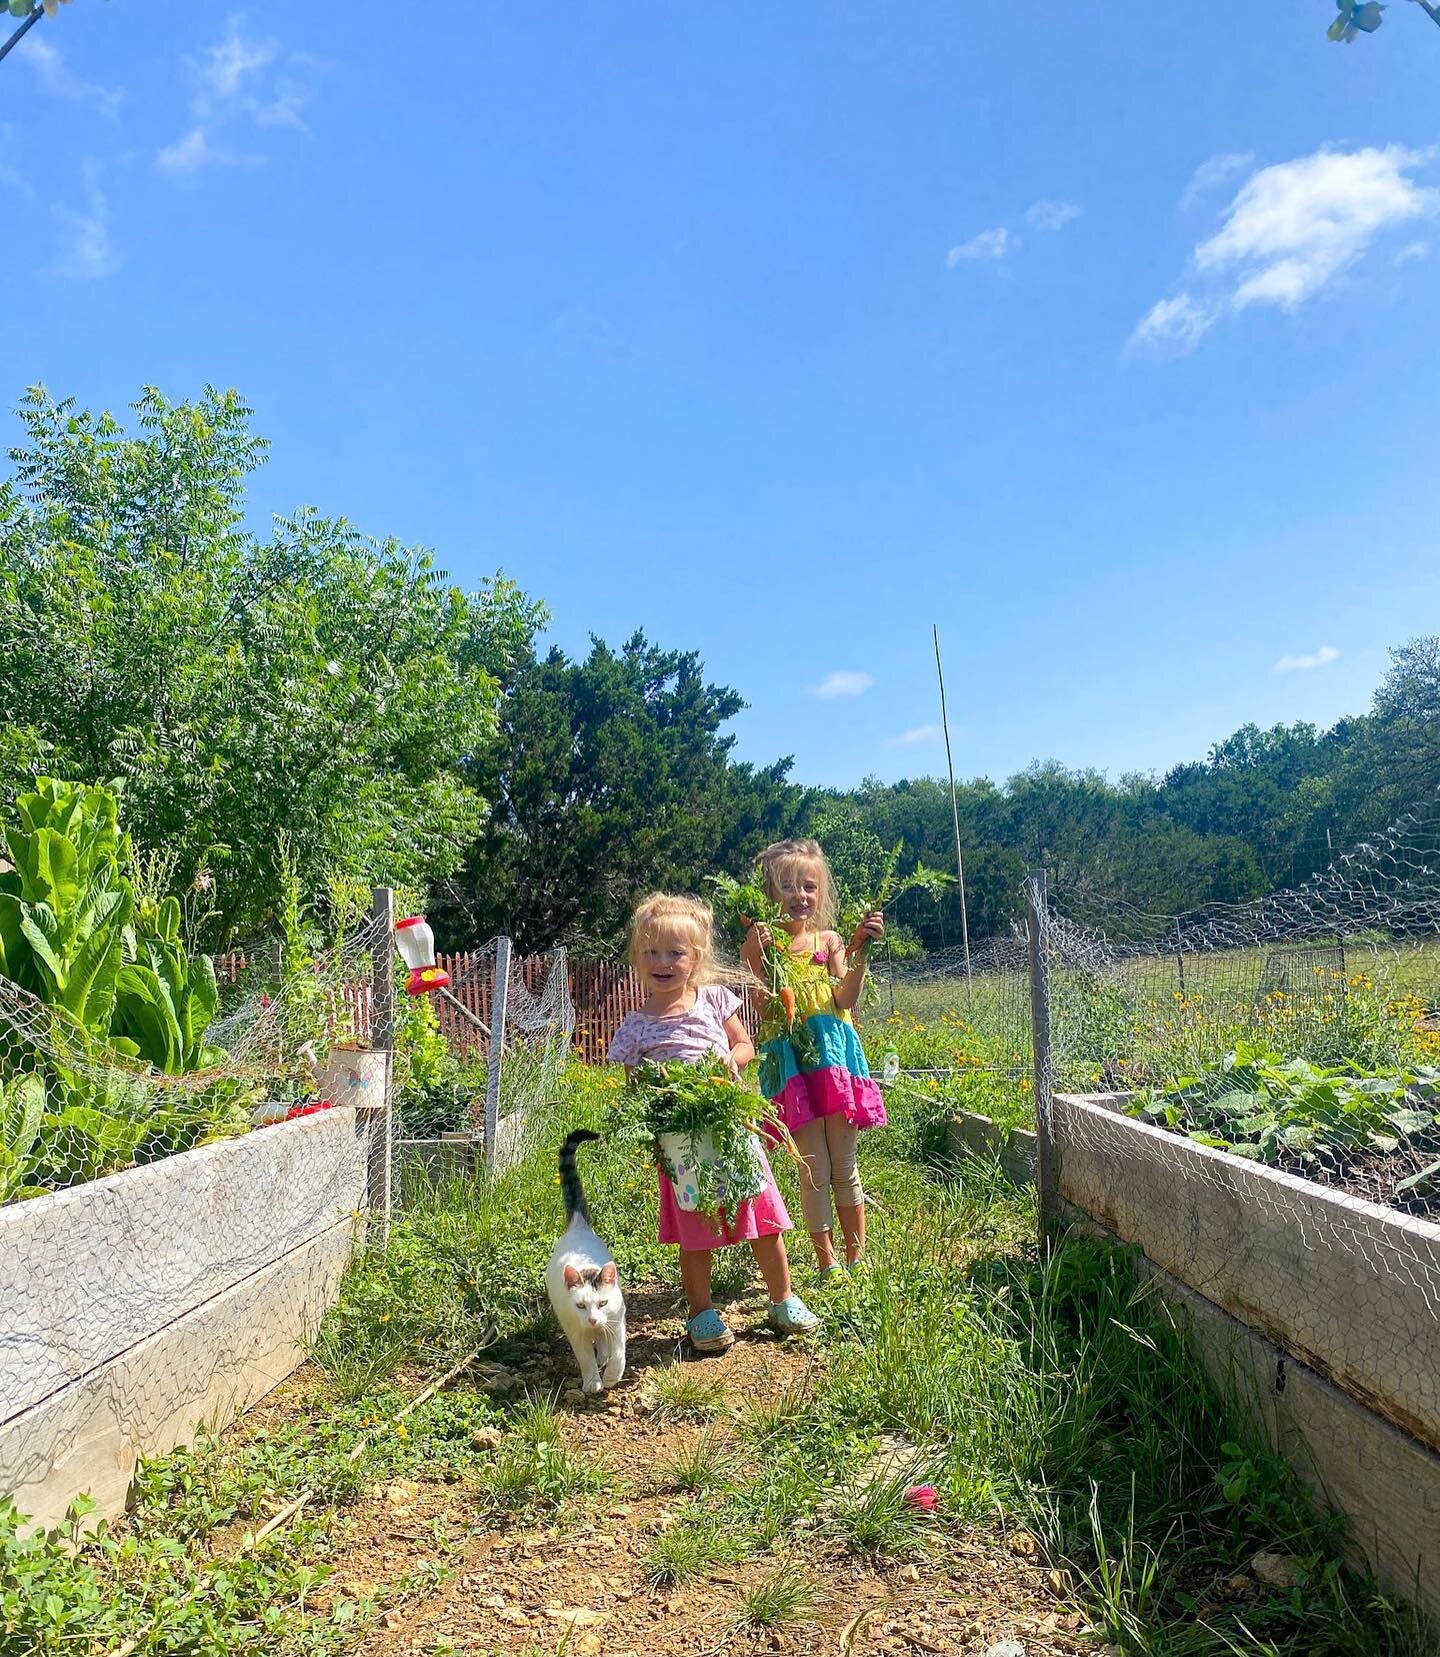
[
  {"xmin": 946, "ymin": 1108, "xmax": 1036, "ymax": 1187},
  {"xmin": 1052, "ymin": 1090, "xmax": 1440, "ymax": 1636},
  {"xmin": 0, "ymin": 1107, "xmax": 368, "ymax": 1531},
  {"xmin": 946, "ymin": 1091, "xmax": 1440, "ymax": 1635}
]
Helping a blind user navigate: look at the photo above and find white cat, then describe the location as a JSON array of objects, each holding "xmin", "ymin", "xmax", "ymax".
[{"xmin": 546, "ymin": 1129, "xmax": 627, "ymax": 1395}]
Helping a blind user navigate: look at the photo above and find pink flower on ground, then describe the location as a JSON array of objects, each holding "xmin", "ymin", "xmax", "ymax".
[{"xmin": 904, "ymin": 1484, "xmax": 938, "ymax": 1512}]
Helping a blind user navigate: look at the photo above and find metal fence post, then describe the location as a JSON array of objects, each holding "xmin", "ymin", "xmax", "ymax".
[
  {"xmin": 369, "ymin": 887, "xmax": 395, "ymax": 1245},
  {"xmin": 1026, "ymin": 870, "xmax": 1058, "ymax": 1249},
  {"xmin": 1173, "ymin": 917, "xmax": 1187, "ymax": 999},
  {"xmin": 483, "ymin": 935, "xmax": 511, "ymax": 1172}
]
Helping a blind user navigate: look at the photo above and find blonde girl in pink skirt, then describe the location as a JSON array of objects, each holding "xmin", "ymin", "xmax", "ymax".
[{"xmin": 607, "ymin": 893, "xmax": 819, "ymax": 1353}]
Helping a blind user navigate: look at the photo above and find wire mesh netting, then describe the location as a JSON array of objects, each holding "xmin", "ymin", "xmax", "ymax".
[
  {"xmin": 0, "ymin": 915, "xmax": 393, "ymax": 1515},
  {"xmin": 393, "ymin": 941, "xmax": 575, "ymax": 1174},
  {"xmin": 1, "ymin": 913, "xmax": 391, "ymax": 1210},
  {"xmin": 874, "ymin": 792, "xmax": 1440, "ymax": 1461},
  {"xmin": 1042, "ymin": 795, "xmax": 1440, "ymax": 1215}
]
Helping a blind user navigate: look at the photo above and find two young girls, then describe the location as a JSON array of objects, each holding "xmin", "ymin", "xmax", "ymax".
[
  {"xmin": 607, "ymin": 893, "xmax": 819, "ymax": 1351},
  {"xmin": 607, "ymin": 841, "xmax": 885, "ymax": 1351}
]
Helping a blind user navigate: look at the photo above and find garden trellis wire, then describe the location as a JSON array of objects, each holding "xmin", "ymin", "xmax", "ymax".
[
  {"xmin": 0, "ymin": 910, "xmax": 392, "ymax": 1514},
  {"xmin": 891, "ymin": 789, "xmax": 1440, "ymax": 1465}
]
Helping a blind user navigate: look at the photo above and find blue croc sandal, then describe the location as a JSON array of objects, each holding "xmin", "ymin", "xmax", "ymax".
[
  {"xmin": 767, "ymin": 1295, "xmax": 821, "ymax": 1336},
  {"xmin": 686, "ymin": 1308, "xmax": 735, "ymax": 1353}
]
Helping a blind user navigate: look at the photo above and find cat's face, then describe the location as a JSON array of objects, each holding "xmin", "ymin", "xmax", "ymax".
[{"xmin": 563, "ymin": 1262, "xmax": 622, "ymax": 1329}]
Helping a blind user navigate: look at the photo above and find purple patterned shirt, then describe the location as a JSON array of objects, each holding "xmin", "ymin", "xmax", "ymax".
[{"xmin": 607, "ymin": 985, "xmax": 741, "ymax": 1068}]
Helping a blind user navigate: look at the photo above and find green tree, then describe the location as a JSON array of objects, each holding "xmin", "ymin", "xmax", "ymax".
[
  {"xmin": 1365, "ymin": 636, "xmax": 1440, "ymax": 819},
  {"xmin": 435, "ymin": 633, "xmax": 806, "ymax": 952},
  {"xmin": 0, "ymin": 386, "xmax": 545, "ymax": 941}
]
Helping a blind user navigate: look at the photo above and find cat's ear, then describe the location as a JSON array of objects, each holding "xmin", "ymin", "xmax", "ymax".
[
  {"xmin": 599, "ymin": 1262, "xmax": 618, "ymax": 1286},
  {"xmin": 563, "ymin": 1265, "xmax": 582, "ymax": 1289}
]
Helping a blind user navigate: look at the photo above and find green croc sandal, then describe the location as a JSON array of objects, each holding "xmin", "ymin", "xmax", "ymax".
[
  {"xmin": 686, "ymin": 1308, "xmax": 735, "ymax": 1353},
  {"xmin": 767, "ymin": 1295, "xmax": 821, "ymax": 1336},
  {"xmin": 814, "ymin": 1264, "xmax": 848, "ymax": 1291}
]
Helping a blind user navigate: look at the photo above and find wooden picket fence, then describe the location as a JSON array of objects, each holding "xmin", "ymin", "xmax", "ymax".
[{"xmin": 213, "ymin": 947, "xmax": 659, "ymax": 1065}]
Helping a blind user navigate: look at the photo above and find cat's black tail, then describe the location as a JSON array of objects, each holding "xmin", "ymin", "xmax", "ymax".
[{"xmin": 558, "ymin": 1128, "xmax": 600, "ymax": 1224}]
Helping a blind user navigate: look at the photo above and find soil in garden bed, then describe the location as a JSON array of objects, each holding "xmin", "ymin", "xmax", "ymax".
[
  {"xmin": 254, "ymin": 1288, "xmax": 1098, "ymax": 1657},
  {"xmin": 1291, "ymin": 1136, "xmax": 1440, "ymax": 1217}
]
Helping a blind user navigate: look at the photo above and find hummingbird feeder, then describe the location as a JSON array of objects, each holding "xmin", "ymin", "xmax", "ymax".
[{"xmin": 395, "ymin": 915, "xmax": 450, "ymax": 995}]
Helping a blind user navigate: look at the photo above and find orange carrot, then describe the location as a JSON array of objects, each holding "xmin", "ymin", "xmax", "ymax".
[{"xmin": 779, "ymin": 986, "xmax": 797, "ymax": 1025}]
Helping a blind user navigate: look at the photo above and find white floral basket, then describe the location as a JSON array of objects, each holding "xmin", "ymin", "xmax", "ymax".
[{"xmin": 657, "ymin": 1128, "xmax": 767, "ymax": 1213}]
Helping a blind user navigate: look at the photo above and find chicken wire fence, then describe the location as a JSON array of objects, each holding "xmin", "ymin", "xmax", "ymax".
[
  {"xmin": 878, "ymin": 794, "xmax": 1440, "ymax": 1449},
  {"xmin": 0, "ymin": 909, "xmax": 391, "ymax": 1211},
  {"xmin": 397, "ymin": 938, "xmax": 576, "ymax": 1179}
]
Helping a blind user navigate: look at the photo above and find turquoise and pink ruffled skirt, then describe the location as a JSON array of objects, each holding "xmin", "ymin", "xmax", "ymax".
[{"xmin": 757, "ymin": 1013, "xmax": 886, "ymax": 1140}]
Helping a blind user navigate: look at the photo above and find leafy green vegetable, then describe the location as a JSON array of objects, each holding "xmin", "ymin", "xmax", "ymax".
[
  {"xmin": 0, "ymin": 778, "xmax": 249, "ymax": 1199},
  {"xmin": 611, "ymin": 1056, "xmax": 782, "ymax": 1221},
  {"xmin": 1134, "ymin": 1043, "xmax": 1440, "ymax": 1181}
]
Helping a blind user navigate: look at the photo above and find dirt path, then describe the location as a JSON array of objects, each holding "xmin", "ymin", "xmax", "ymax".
[{"xmin": 298, "ymin": 1285, "xmax": 1100, "ymax": 1657}]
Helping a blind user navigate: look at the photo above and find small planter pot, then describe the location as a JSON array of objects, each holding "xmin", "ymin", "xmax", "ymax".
[{"xmin": 658, "ymin": 1128, "xmax": 767, "ymax": 1213}]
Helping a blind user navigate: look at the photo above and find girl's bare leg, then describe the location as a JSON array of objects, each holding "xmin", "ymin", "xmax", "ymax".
[
  {"xmin": 749, "ymin": 1232, "xmax": 793, "ymax": 1303},
  {"xmin": 679, "ymin": 1248, "xmax": 714, "ymax": 1317},
  {"xmin": 811, "ymin": 1228, "xmax": 839, "ymax": 1270},
  {"xmin": 836, "ymin": 1202, "xmax": 866, "ymax": 1265}
]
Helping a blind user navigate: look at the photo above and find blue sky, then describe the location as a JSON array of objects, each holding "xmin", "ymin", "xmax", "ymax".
[{"xmin": 3, "ymin": 2, "xmax": 1438, "ymax": 791}]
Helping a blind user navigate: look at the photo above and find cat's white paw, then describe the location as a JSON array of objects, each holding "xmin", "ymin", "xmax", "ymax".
[
  {"xmin": 583, "ymin": 1376, "xmax": 604, "ymax": 1395},
  {"xmin": 602, "ymin": 1364, "xmax": 625, "ymax": 1388}
]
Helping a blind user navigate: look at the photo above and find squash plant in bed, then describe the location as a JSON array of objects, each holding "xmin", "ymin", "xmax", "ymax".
[
  {"xmin": 0, "ymin": 778, "xmax": 253, "ymax": 1196},
  {"xmin": 1133, "ymin": 1043, "xmax": 1440, "ymax": 1199}
]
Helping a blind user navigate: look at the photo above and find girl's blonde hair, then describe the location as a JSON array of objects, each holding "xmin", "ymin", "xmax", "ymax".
[
  {"xmin": 757, "ymin": 838, "xmax": 838, "ymax": 931},
  {"xmin": 628, "ymin": 892, "xmax": 718, "ymax": 985}
]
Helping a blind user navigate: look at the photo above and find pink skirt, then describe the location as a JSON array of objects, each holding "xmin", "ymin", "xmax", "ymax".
[{"xmin": 657, "ymin": 1165, "xmax": 792, "ymax": 1250}]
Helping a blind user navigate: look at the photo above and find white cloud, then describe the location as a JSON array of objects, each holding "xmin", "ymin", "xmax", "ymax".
[
  {"xmin": 1396, "ymin": 240, "xmax": 1429, "ymax": 265},
  {"xmin": 1129, "ymin": 292, "xmax": 1216, "ymax": 354},
  {"xmin": 815, "ymin": 671, "xmax": 874, "ymax": 700},
  {"xmin": 1134, "ymin": 146, "xmax": 1436, "ymax": 353},
  {"xmin": 157, "ymin": 17, "xmax": 322, "ymax": 174},
  {"xmin": 947, "ymin": 227, "xmax": 1010, "ymax": 265},
  {"xmin": 888, "ymin": 724, "xmax": 942, "ymax": 746},
  {"xmin": 52, "ymin": 169, "xmax": 118, "ymax": 280},
  {"xmin": 1181, "ymin": 152, "xmax": 1253, "ymax": 209},
  {"xmin": 1025, "ymin": 199, "xmax": 1082, "ymax": 231},
  {"xmin": 1274, "ymin": 645, "xmax": 1340, "ymax": 673},
  {"xmin": 155, "ymin": 126, "xmax": 256, "ymax": 177},
  {"xmin": 22, "ymin": 36, "xmax": 124, "ymax": 119},
  {"xmin": 948, "ymin": 199, "xmax": 1081, "ymax": 268},
  {"xmin": 197, "ymin": 29, "xmax": 278, "ymax": 102},
  {"xmin": 1196, "ymin": 146, "xmax": 1435, "ymax": 309}
]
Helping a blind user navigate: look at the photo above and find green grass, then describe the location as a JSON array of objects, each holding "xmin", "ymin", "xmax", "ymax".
[
  {"xmin": 809, "ymin": 1102, "xmax": 1428, "ymax": 1654},
  {"xmin": 7, "ymin": 1060, "xmax": 1431, "ymax": 1657},
  {"xmin": 641, "ymin": 1514, "xmax": 750, "ymax": 1587},
  {"xmin": 824, "ymin": 1464, "xmax": 937, "ymax": 1560},
  {"xmin": 655, "ymin": 1428, "xmax": 736, "ymax": 1494},
  {"xmin": 475, "ymin": 1408, "xmax": 606, "ymax": 1519},
  {"xmin": 733, "ymin": 1561, "xmax": 818, "ymax": 1632},
  {"xmin": 648, "ymin": 1363, "xmax": 729, "ymax": 1423}
]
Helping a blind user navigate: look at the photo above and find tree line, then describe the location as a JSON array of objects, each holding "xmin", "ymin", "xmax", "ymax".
[{"xmin": 2, "ymin": 388, "xmax": 1435, "ymax": 954}]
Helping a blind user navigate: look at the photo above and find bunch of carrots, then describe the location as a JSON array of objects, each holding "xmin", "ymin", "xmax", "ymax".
[{"xmin": 711, "ymin": 849, "xmax": 955, "ymax": 1034}]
